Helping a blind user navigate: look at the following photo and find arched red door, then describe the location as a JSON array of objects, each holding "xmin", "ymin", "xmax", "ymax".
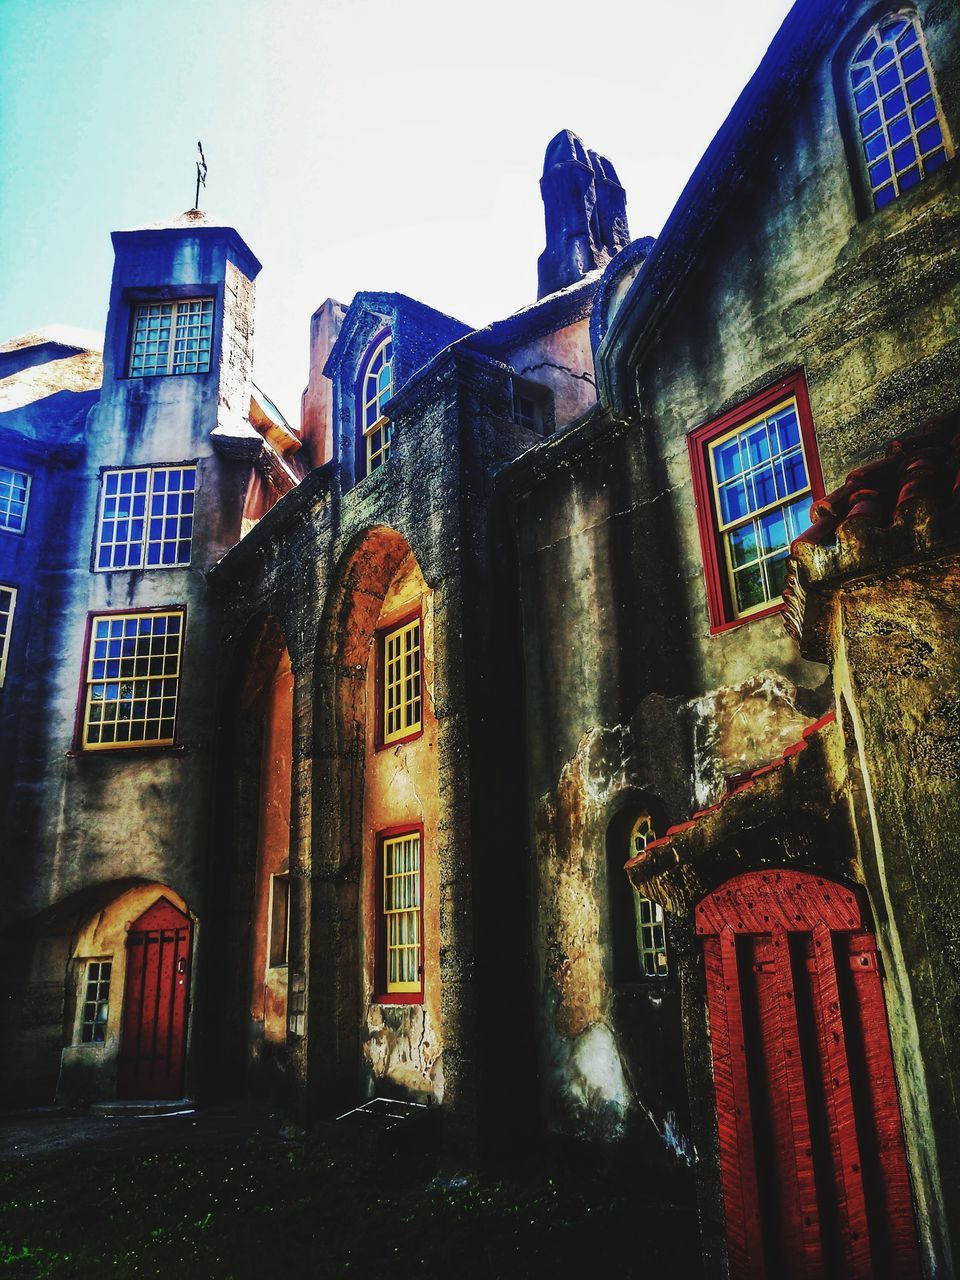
[
  {"xmin": 697, "ymin": 871, "xmax": 920, "ymax": 1280},
  {"xmin": 117, "ymin": 897, "xmax": 192, "ymax": 1099}
]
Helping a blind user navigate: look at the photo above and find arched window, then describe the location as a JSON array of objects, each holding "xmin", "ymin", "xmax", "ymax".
[
  {"xmin": 848, "ymin": 12, "xmax": 951, "ymax": 212},
  {"xmin": 630, "ymin": 815, "xmax": 669, "ymax": 979},
  {"xmin": 358, "ymin": 331, "xmax": 394, "ymax": 476}
]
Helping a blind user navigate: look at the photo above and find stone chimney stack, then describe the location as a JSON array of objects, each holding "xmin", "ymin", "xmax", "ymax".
[{"xmin": 537, "ymin": 130, "xmax": 629, "ymax": 299}]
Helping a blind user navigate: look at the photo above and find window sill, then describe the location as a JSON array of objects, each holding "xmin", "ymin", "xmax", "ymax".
[
  {"xmin": 372, "ymin": 993, "xmax": 424, "ymax": 1007},
  {"xmin": 67, "ymin": 743, "xmax": 188, "ymax": 760},
  {"xmin": 707, "ymin": 601, "xmax": 786, "ymax": 636}
]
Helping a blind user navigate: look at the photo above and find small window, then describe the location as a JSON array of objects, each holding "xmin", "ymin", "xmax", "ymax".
[
  {"xmin": 630, "ymin": 815, "xmax": 669, "ymax": 979},
  {"xmin": 80, "ymin": 609, "xmax": 184, "ymax": 750},
  {"xmin": 358, "ymin": 332, "xmax": 394, "ymax": 476},
  {"xmin": 269, "ymin": 874, "xmax": 290, "ymax": 968},
  {"xmin": 129, "ymin": 299, "xmax": 214, "ymax": 377},
  {"xmin": 0, "ymin": 584, "xmax": 16, "ymax": 687},
  {"xmin": 379, "ymin": 829, "xmax": 423, "ymax": 998},
  {"xmin": 79, "ymin": 960, "xmax": 112, "ymax": 1044},
  {"xmin": 381, "ymin": 614, "xmax": 422, "ymax": 746},
  {"xmin": 688, "ymin": 375, "xmax": 823, "ymax": 631},
  {"xmin": 0, "ymin": 466, "xmax": 30, "ymax": 534},
  {"xmin": 847, "ymin": 12, "xmax": 951, "ymax": 211},
  {"xmin": 95, "ymin": 465, "xmax": 196, "ymax": 570}
]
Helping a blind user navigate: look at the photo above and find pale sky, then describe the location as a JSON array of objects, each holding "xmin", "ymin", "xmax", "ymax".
[{"xmin": 0, "ymin": 0, "xmax": 795, "ymax": 421}]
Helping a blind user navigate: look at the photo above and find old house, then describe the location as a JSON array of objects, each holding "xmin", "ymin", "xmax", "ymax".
[{"xmin": 1, "ymin": 0, "xmax": 958, "ymax": 1275}]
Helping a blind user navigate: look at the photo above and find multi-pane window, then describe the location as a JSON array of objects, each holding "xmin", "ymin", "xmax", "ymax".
[
  {"xmin": 79, "ymin": 960, "xmax": 111, "ymax": 1044},
  {"xmin": 0, "ymin": 466, "xmax": 30, "ymax": 534},
  {"xmin": 849, "ymin": 14, "xmax": 951, "ymax": 211},
  {"xmin": 707, "ymin": 397, "xmax": 814, "ymax": 620},
  {"xmin": 360, "ymin": 333, "xmax": 394, "ymax": 475},
  {"xmin": 0, "ymin": 585, "xmax": 16, "ymax": 687},
  {"xmin": 95, "ymin": 465, "xmax": 196, "ymax": 570},
  {"xmin": 381, "ymin": 831, "xmax": 422, "ymax": 995},
  {"xmin": 81, "ymin": 610, "xmax": 184, "ymax": 750},
  {"xmin": 630, "ymin": 815, "xmax": 669, "ymax": 979},
  {"xmin": 129, "ymin": 299, "xmax": 214, "ymax": 377},
  {"xmin": 382, "ymin": 616, "xmax": 422, "ymax": 745}
]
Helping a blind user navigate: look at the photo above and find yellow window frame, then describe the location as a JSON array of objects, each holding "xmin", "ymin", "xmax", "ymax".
[
  {"xmin": 382, "ymin": 832, "xmax": 422, "ymax": 994},
  {"xmin": 707, "ymin": 396, "xmax": 812, "ymax": 621},
  {"xmin": 382, "ymin": 616, "xmax": 422, "ymax": 744},
  {"xmin": 82, "ymin": 609, "xmax": 184, "ymax": 751}
]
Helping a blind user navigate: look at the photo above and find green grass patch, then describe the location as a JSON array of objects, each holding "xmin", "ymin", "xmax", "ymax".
[{"xmin": 0, "ymin": 1139, "xmax": 700, "ymax": 1278}]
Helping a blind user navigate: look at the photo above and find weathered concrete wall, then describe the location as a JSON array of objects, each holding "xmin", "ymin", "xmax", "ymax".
[{"xmin": 503, "ymin": 318, "xmax": 597, "ymax": 429}]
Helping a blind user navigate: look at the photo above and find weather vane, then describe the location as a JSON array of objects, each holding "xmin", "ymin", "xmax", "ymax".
[{"xmin": 195, "ymin": 141, "xmax": 208, "ymax": 210}]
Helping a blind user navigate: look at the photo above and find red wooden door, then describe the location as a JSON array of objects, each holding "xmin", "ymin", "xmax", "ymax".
[
  {"xmin": 697, "ymin": 871, "xmax": 921, "ymax": 1280},
  {"xmin": 117, "ymin": 897, "xmax": 192, "ymax": 1100}
]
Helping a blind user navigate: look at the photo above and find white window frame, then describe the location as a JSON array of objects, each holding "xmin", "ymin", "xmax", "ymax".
[
  {"xmin": 0, "ymin": 466, "xmax": 31, "ymax": 535},
  {"xmin": 0, "ymin": 584, "xmax": 16, "ymax": 687},
  {"xmin": 94, "ymin": 464, "xmax": 197, "ymax": 572},
  {"xmin": 128, "ymin": 299, "xmax": 214, "ymax": 377}
]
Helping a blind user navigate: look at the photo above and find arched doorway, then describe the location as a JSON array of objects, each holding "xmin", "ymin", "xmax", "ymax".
[{"xmin": 697, "ymin": 870, "xmax": 920, "ymax": 1279}]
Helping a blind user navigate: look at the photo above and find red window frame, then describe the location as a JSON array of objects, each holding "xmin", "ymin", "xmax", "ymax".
[
  {"xmin": 687, "ymin": 372, "xmax": 824, "ymax": 634},
  {"xmin": 373, "ymin": 823, "xmax": 425, "ymax": 1006},
  {"xmin": 374, "ymin": 605, "xmax": 424, "ymax": 752},
  {"xmin": 72, "ymin": 604, "xmax": 187, "ymax": 753}
]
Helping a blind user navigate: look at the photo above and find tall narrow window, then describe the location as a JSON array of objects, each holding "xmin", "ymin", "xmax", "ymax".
[
  {"xmin": 381, "ymin": 615, "xmax": 422, "ymax": 745},
  {"xmin": 0, "ymin": 466, "xmax": 30, "ymax": 534},
  {"xmin": 81, "ymin": 609, "xmax": 184, "ymax": 750},
  {"xmin": 688, "ymin": 374, "xmax": 823, "ymax": 631},
  {"xmin": 269, "ymin": 874, "xmax": 290, "ymax": 968},
  {"xmin": 79, "ymin": 960, "xmax": 112, "ymax": 1044},
  {"xmin": 848, "ymin": 13, "xmax": 951, "ymax": 211},
  {"xmin": 129, "ymin": 299, "xmax": 214, "ymax": 376},
  {"xmin": 0, "ymin": 584, "xmax": 16, "ymax": 687},
  {"xmin": 630, "ymin": 815, "xmax": 669, "ymax": 979},
  {"xmin": 358, "ymin": 332, "xmax": 394, "ymax": 476},
  {"xmin": 95, "ymin": 465, "xmax": 196, "ymax": 570},
  {"xmin": 380, "ymin": 830, "xmax": 423, "ymax": 997}
]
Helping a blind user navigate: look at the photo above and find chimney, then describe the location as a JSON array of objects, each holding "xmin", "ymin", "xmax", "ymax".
[{"xmin": 537, "ymin": 130, "xmax": 629, "ymax": 299}]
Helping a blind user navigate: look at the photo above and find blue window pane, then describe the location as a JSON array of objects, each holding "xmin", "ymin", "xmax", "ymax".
[
  {"xmin": 851, "ymin": 65, "xmax": 870, "ymax": 87},
  {"xmin": 742, "ymin": 424, "xmax": 769, "ymax": 467},
  {"xmin": 893, "ymin": 139, "xmax": 917, "ymax": 171},
  {"xmin": 785, "ymin": 497, "xmax": 811, "ymax": 540},
  {"xmin": 719, "ymin": 481, "xmax": 748, "ymax": 524},
  {"xmin": 769, "ymin": 407, "xmax": 800, "ymax": 451},
  {"xmin": 751, "ymin": 466, "xmax": 776, "ymax": 510},
  {"xmin": 907, "ymin": 71, "xmax": 931, "ymax": 103},
  {"xmin": 925, "ymin": 149, "xmax": 947, "ymax": 174},
  {"xmin": 728, "ymin": 523, "xmax": 758, "ymax": 568},
  {"xmin": 132, "ymin": 495, "xmax": 146, "ymax": 517},
  {"xmin": 899, "ymin": 166, "xmax": 921, "ymax": 191},
  {"xmin": 913, "ymin": 97, "xmax": 937, "ymax": 128},
  {"xmin": 369, "ymin": 350, "xmax": 383, "ymax": 376},
  {"xmin": 153, "ymin": 472, "xmax": 166, "ymax": 494},
  {"xmin": 162, "ymin": 544, "xmax": 176, "ymax": 565},
  {"xmin": 365, "ymin": 402, "xmax": 378, "ymax": 428},
  {"xmin": 97, "ymin": 547, "xmax": 111, "ymax": 569},
  {"xmin": 897, "ymin": 24, "xmax": 918, "ymax": 52},
  {"xmin": 887, "ymin": 114, "xmax": 911, "ymax": 145},
  {"xmin": 869, "ymin": 157, "xmax": 892, "ymax": 187},
  {"xmin": 900, "ymin": 45, "xmax": 925, "ymax": 77},
  {"xmin": 855, "ymin": 35, "xmax": 878, "ymax": 61},
  {"xmin": 378, "ymin": 366, "xmax": 391, "ymax": 393},
  {"xmin": 775, "ymin": 451, "xmax": 808, "ymax": 499},
  {"xmin": 864, "ymin": 132, "xmax": 888, "ymax": 162},
  {"xmin": 880, "ymin": 18, "xmax": 907, "ymax": 41},
  {"xmin": 883, "ymin": 89, "xmax": 906, "ymax": 119},
  {"xmin": 182, "ymin": 493, "xmax": 194, "ymax": 514},
  {"xmin": 855, "ymin": 83, "xmax": 878, "ymax": 112},
  {"xmin": 874, "ymin": 182, "xmax": 896, "ymax": 210},
  {"xmin": 860, "ymin": 107, "xmax": 882, "ymax": 137},
  {"xmin": 918, "ymin": 122, "xmax": 943, "ymax": 155},
  {"xmin": 147, "ymin": 544, "xmax": 160, "ymax": 566},
  {"xmin": 183, "ymin": 470, "xmax": 196, "ymax": 491},
  {"xmin": 733, "ymin": 564, "xmax": 764, "ymax": 613},
  {"xmin": 876, "ymin": 64, "xmax": 901, "ymax": 96},
  {"xmin": 873, "ymin": 44, "xmax": 895, "ymax": 71},
  {"xmin": 760, "ymin": 509, "xmax": 788, "ymax": 553},
  {"xmin": 714, "ymin": 438, "xmax": 741, "ymax": 481}
]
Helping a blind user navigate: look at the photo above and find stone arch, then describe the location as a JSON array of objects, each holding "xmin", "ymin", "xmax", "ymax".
[
  {"xmin": 205, "ymin": 613, "xmax": 294, "ymax": 1099},
  {"xmin": 311, "ymin": 524, "xmax": 441, "ymax": 1109}
]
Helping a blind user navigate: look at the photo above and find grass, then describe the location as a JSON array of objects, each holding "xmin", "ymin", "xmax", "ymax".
[{"xmin": 0, "ymin": 1134, "xmax": 701, "ymax": 1279}]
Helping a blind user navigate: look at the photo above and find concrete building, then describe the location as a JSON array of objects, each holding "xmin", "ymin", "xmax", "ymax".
[{"xmin": 2, "ymin": 0, "xmax": 959, "ymax": 1275}]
